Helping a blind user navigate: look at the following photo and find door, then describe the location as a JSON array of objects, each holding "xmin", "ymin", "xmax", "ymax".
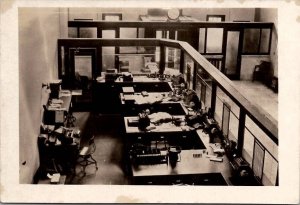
[
  {"xmin": 223, "ymin": 29, "xmax": 242, "ymax": 80},
  {"xmin": 69, "ymin": 48, "xmax": 97, "ymax": 110}
]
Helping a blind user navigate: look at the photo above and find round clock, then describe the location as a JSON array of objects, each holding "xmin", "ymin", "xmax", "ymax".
[{"xmin": 167, "ymin": 8, "xmax": 180, "ymax": 20}]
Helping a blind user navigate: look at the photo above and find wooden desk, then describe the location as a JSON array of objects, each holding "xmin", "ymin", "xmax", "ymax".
[
  {"xmin": 130, "ymin": 131, "xmax": 232, "ymax": 185},
  {"xmin": 43, "ymin": 91, "xmax": 72, "ymax": 125},
  {"xmin": 124, "ymin": 115, "xmax": 187, "ymax": 134},
  {"xmin": 94, "ymin": 77, "xmax": 173, "ymax": 114}
]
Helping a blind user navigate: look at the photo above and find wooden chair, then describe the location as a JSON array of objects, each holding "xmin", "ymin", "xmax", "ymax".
[{"xmin": 77, "ymin": 136, "xmax": 98, "ymax": 175}]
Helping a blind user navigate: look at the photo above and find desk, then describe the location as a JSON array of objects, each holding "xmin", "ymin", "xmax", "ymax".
[
  {"xmin": 43, "ymin": 90, "xmax": 72, "ymax": 125},
  {"xmin": 94, "ymin": 77, "xmax": 173, "ymax": 114},
  {"xmin": 124, "ymin": 115, "xmax": 187, "ymax": 134},
  {"xmin": 130, "ymin": 131, "xmax": 232, "ymax": 185},
  {"xmin": 38, "ymin": 127, "xmax": 81, "ymax": 178}
]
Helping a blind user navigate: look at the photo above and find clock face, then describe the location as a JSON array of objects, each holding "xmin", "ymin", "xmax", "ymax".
[{"xmin": 167, "ymin": 8, "xmax": 180, "ymax": 20}]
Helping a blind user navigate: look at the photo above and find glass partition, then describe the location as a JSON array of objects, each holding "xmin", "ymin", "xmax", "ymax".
[
  {"xmin": 206, "ymin": 28, "xmax": 223, "ymax": 53},
  {"xmin": 243, "ymin": 115, "xmax": 278, "ymax": 184},
  {"xmin": 245, "ymin": 115, "xmax": 278, "ymax": 159},
  {"xmin": 165, "ymin": 47, "xmax": 180, "ymax": 72},
  {"xmin": 196, "ymin": 66, "xmax": 212, "ymax": 109},
  {"xmin": 183, "ymin": 54, "xmax": 195, "ymax": 89},
  {"xmin": 243, "ymin": 29, "xmax": 260, "ymax": 53},
  {"xmin": 260, "ymin": 29, "xmax": 271, "ymax": 53}
]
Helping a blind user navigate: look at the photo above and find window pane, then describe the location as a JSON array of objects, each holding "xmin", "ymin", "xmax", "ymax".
[
  {"xmin": 206, "ymin": 28, "xmax": 223, "ymax": 53},
  {"xmin": 102, "ymin": 49, "xmax": 115, "ymax": 71},
  {"xmin": 215, "ymin": 95, "xmax": 223, "ymax": 126},
  {"xmin": 243, "ymin": 128, "xmax": 255, "ymax": 167},
  {"xmin": 260, "ymin": 29, "xmax": 271, "ymax": 53},
  {"xmin": 79, "ymin": 27, "xmax": 97, "ymax": 38},
  {"xmin": 253, "ymin": 141, "xmax": 264, "ymax": 180},
  {"xmin": 262, "ymin": 151, "xmax": 278, "ymax": 186},
  {"xmin": 165, "ymin": 47, "xmax": 180, "ymax": 72},
  {"xmin": 183, "ymin": 54, "xmax": 194, "ymax": 89},
  {"xmin": 243, "ymin": 29, "xmax": 260, "ymax": 53},
  {"xmin": 120, "ymin": 28, "xmax": 137, "ymax": 38},
  {"xmin": 245, "ymin": 115, "xmax": 278, "ymax": 161},
  {"xmin": 205, "ymin": 86, "xmax": 212, "ymax": 109},
  {"xmin": 195, "ymin": 74, "xmax": 202, "ymax": 100},
  {"xmin": 68, "ymin": 27, "xmax": 77, "ymax": 38},
  {"xmin": 74, "ymin": 56, "xmax": 92, "ymax": 79},
  {"xmin": 229, "ymin": 112, "xmax": 239, "ymax": 141},
  {"xmin": 199, "ymin": 28, "xmax": 205, "ymax": 53}
]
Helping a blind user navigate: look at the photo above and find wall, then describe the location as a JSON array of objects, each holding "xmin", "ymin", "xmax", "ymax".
[
  {"xmin": 240, "ymin": 55, "xmax": 270, "ymax": 80},
  {"xmin": 182, "ymin": 8, "xmax": 255, "ymax": 21},
  {"xmin": 19, "ymin": 8, "xmax": 61, "ymax": 183}
]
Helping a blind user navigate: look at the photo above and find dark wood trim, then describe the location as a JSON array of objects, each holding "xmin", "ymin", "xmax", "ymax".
[
  {"xmin": 179, "ymin": 50, "xmax": 184, "ymax": 74},
  {"xmin": 68, "ymin": 20, "xmax": 274, "ymax": 29},
  {"xmin": 97, "ymin": 27, "xmax": 102, "ymax": 38},
  {"xmin": 236, "ymin": 29, "xmax": 243, "ymax": 80},
  {"xmin": 221, "ymin": 28, "xmax": 228, "ymax": 74},
  {"xmin": 58, "ymin": 38, "xmax": 162, "ymax": 47},
  {"xmin": 210, "ymin": 81, "xmax": 217, "ymax": 114},
  {"xmin": 268, "ymin": 27, "xmax": 273, "ymax": 54},
  {"xmin": 57, "ymin": 45, "xmax": 62, "ymax": 79},
  {"xmin": 237, "ymin": 109, "xmax": 246, "ymax": 155},
  {"xmin": 159, "ymin": 45, "xmax": 165, "ymax": 74},
  {"xmin": 192, "ymin": 62, "xmax": 197, "ymax": 90}
]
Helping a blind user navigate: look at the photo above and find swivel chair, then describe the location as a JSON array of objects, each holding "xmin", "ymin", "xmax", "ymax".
[{"xmin": 77, "ymin": 136, "xmax": 98, "ymax": 175}]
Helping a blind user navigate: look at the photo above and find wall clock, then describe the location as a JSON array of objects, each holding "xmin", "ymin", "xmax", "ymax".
[{"xmin": 167, "ymin": 8, "xmax": 180, "ymax": 21}]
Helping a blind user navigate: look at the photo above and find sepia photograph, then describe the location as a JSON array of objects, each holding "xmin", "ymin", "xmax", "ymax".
[{"xmin": 1, "ymin": 0, "xmax": 299, "ymax": 203}]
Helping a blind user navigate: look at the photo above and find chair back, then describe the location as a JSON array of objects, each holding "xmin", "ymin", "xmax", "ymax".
[{"xmin": 88, "ymin": 136, "xmax": 96, "ymax": 155}]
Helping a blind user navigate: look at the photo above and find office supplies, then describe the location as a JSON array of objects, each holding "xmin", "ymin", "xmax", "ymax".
[
  {"xmin": 122, "ymin": 86, "xmax": 134, "ymax": 94},
  {"xmin": 210, "ymin": 157, "xmax": 223, "ymax": 162}
]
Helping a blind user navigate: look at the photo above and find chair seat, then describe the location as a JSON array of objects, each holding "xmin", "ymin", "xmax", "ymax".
[{"xmin": 76, "ymin": 136, "xmax": 98, "ymax": 175}]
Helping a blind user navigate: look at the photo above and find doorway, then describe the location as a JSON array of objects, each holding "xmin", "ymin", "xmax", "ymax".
[
  {"xmin": 223, "ymin": 29, "xmax": 242, "ymax": 80},
  {"xmin": 69, "ymin": 48, "xmax": 97, "ymax": 111}
]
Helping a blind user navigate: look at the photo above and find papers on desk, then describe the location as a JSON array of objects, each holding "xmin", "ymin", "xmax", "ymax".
[
  {"xmin": 48, "ymin": 98, "xmax": 67, "ymax": 111},
  {"xmin": 122, "ymin": 87, "xmax": 135, "ymax": 94},
  {"xmin": 210, "ymin": 143, "xmax": 225, "ymax": 154},
  {"xmin": 47, "ymin": 173, "xmax": 61, "ymax": 184},
  {"xmin": 59, "ymin": 90, "xmax": 71, "ymax": 97},
  {"xmin": 71, "ymin": 90, "xmax": 82, "ymax": 96},
  {"xmin": 205, "ymin": 154, "xmax": 224, "ymax": 162}
]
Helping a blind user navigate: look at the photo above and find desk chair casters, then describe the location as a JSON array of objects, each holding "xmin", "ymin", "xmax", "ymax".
[{"xmin": 77, "ymin": 136, "xmax": 98, "ymax": 175}]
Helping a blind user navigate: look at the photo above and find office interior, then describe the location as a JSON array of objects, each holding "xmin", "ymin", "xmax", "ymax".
[{"xmin": 19, "ymin": 7, "xmax": 278, "ymax": 186}]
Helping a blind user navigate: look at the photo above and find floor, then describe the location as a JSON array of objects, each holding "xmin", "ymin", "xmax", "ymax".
[
  {"xmin": 69, "ymin": 113, "xmax": 130, "ymax": 185},
  {"xmin": 232, "ymin": 80, "xmax": 278, "ymax": 121},
  {"xmin": 48, "ymin": 80, "xmax": 278, "ymax": 185}
]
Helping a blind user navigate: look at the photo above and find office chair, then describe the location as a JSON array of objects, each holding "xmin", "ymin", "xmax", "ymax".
[{"xmin": 77, "ymin": 135, "xmax": 98, "ymax": 175}]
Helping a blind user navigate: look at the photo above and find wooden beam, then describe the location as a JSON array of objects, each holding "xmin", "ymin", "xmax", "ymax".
[{"xmin": 68, "ymin": 20, "xmax": 273, "ymax": 30}]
